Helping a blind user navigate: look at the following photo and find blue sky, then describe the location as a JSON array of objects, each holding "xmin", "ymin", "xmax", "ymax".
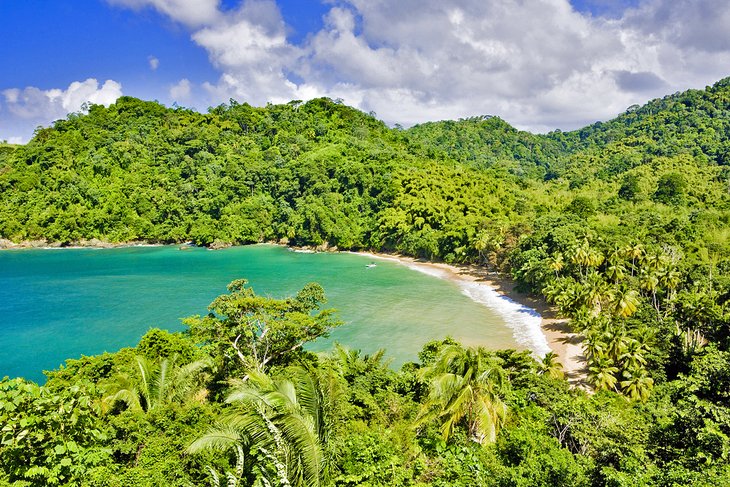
[{"xmin": 1, "ymin": 0, "xmax": 729, "ymax": 143}]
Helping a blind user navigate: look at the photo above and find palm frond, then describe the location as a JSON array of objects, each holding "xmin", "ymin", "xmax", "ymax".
[{"xmin": 188, "ymin": 425, "xmax": 243, "ymax": 453}]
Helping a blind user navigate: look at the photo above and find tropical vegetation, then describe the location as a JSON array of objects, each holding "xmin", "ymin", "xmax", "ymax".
[{"xmin": 2, "ymin": 78, "xmax": 730, "ymax": 485}]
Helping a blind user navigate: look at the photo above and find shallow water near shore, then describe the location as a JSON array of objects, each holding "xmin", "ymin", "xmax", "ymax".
[{"xmin": 0, "ymin": 244, "xmax": 525, "ymax": 382}]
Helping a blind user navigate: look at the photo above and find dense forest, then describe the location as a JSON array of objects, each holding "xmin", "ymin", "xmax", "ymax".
[{"xmin": 1, "ymin": 78, "xmax": 730, "ymax": 485}]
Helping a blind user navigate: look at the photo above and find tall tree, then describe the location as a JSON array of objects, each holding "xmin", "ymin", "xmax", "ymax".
[
  {"xmin": 415, "ymin": 344, "xmax": 508, "ymax": 445},
  {"xmin": 538, "ymin": 351, "xmax": 565, "ymax": 380},
  {"xmin": 185, "ymin": 280, "xmax": 341, "ymax": 374},
  {"xmin": 189, "ymin": 367, "xmax": 341, "ymax": 487}
]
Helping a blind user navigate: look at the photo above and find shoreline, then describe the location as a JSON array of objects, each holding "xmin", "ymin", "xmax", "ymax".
[
  {"xmin": 0, "ymin": 238, "xmax": 166, "ymax": 250},
  {"xmin": 355, "ymin": 251, "xmax": 587, "ymax": 386},
  {"xmin": 0, "ymin": 239, "xmax": 587, "ymax": 384}
]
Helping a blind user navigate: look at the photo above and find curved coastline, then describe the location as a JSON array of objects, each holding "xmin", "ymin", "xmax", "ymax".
[
  {"xmin": 355, "ymin": 251, "xmax": 588, "ymax": 385},
  {"xmin": 1, "ymin": 238, "xmax": 587, "ymax": 384}
]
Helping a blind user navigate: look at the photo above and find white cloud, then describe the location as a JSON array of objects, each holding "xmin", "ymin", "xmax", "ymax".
[
  {"xmin": 156, "ymin": 1, "xmax": 621, "ymax": 130},
  {"xmin": 148, "ymin": 55, "xmax": 160, "ymax": 70},
  {"xmin": 3, "ymin": 79, "xmax": 122, "ymax": 119},
  {"xmin": 59, "ymin": 79, "xmax": 123, "ymax": 111},
  {"xmin": 192, "ymin": 0, "xmax": 305, "ymax": 104},
  {"xmin": 169, "ymin": 78, "xmax": 192, "ymax": 101},
  {"xmin": 106, "ymin": 0, "xmax": 220, "ymax": 27},
  {"xmin": 9, "ymin": 0, "xmax": 730, "ymax": 141},
  {"xmin": 289, "ymin": 0, "xmax": 644, "ymax": 129},
  {"xmin": 0, "ymin": 79, "xmax": 122, "ymax": 143},
  {"xmin": 625, "ymin": 0, "xmax": 730, "ymax": 54},
  {"xmin": 299, "ymin": 0, "xmax": 730, "ymax": 130},
  {"xmin": 616, "ymin": 0, "xmax": 730, "ymax": 90}
]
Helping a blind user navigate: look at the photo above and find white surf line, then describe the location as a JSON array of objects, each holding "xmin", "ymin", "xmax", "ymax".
[
  {"xmin": 457, "ymin": 280, "xmax": 551, "ymax": 358},
  {"xmin": 358, "ymin": 253, "xmax": 551, "ymax": 358}
]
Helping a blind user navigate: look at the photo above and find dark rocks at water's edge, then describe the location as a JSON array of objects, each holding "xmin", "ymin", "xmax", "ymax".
[
  {"xmin": 285, "ymin": 240, "xmax": 340, "ymax": 253},
  {"xmin": 0, "ymin": 236, "xmax": 351, "ymax": 253},
  {"xmin": 0, "ymin": 238, "xmax": 160, "ymax": 250},
  {"xmin": 208, "ymin": 240, "xmax": 233, "ymax": 250},
  {"xmin": 0, "ymin": 239, "xmax": 55, "ymax": 249}
]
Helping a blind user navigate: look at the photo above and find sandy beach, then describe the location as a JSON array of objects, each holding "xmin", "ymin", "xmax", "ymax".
[
  {"xmin": 357, "ymin": 251, "xmax": 587, "ymax": 386},
  {"xmin": 2, "ymin": 238, "xmax": 587, "ymax": 385}
]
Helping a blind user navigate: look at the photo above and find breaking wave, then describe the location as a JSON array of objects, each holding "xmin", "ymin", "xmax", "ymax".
[{"xmin": 404, "ymin": 262, "xmax": 551, "ymax": 358}]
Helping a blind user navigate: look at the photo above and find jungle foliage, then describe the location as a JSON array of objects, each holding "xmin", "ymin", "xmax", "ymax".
[{"xmin": 2, "ymin": 78, "xmax": 730, "ymax": 485}]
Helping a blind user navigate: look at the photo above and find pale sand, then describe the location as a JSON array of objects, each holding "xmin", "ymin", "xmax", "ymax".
[{"xmin": 356, "ymin": 251, "xmax": 588, "ymax": 386}]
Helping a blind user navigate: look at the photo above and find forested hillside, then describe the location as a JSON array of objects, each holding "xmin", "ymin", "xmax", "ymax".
[
  {"xmin": 1, "ymin": 79, "xmax": 730, "ymax": 485},
  {"xmin": 404, "ymin": 115, "xmax": 569, "ymax": 178}
]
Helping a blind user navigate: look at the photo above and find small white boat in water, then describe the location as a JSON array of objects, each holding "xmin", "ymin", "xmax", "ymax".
[{"xmin": 366, "ymin": 263, "xmax": 377, "ymax": 268}]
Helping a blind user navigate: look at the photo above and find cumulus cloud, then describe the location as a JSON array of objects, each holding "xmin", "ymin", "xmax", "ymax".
[
  {"xmin": 300, "ymin": 1, "xmax": 624, "ymax": 129},
  {"xmin": 3, "ymin": 79, "xmax": 122, "ymax": 119},
  {"xmin": 0, "ymin": 79, "xmax": 122, "ymax": 143},
  {"xmin": 169, "ymin": 78, "xmax": 192, "ymax": 101},
  {"xmin": 106, "ymin": 0, "xmax": 220, "ymax": 27},
  {"xmin": 10, "ymin": 0, "xmax": 730, "ymax": 138},
  {"xmin": 148, "ymin": 55, "xmax": 160, "ymax": 70},
  {"xmin": 625, "ymin": 0, "xmax": 730, "ymax": 54},
  {"xmin": 192, "ymin": 0, "xmax": 307, "ymax": 104},
  {"xmin": 153, "ymin": 0, "xmax": 724, "ymax": 132},
  {"xmin": 613, "ymin": 70, "xmax": 668, "ymax": 93}
]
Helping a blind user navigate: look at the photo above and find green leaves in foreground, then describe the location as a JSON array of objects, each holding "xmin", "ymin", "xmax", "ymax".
[
  {"xmin": 415, "ymin": 344, "xmax": 508, "ymax": 445},
  {"xmin": 0, "ymin": 378, "xmax": 110, "ymax": 486},
  {"xmin": 190, "ymin": 367, "xmax": 341, "ymax": 487},
  {"xmin": 102, "ymin": 354, "xmax": 212, "ymax": 413}
]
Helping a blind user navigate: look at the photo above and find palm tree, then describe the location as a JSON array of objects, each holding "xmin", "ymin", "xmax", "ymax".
[
  {"xmin": 547, "ymin": 253, "xmax": 565, "ymax": 277},
  {"xmin": 587, "ymin": 356, "xmax": 619, "ymax": 392},
  {"xmin": 328, "ymin": 344, "xmax": 392, "ymax": 419},
  {"xmin": 611, "ymin": 288, "xmax": 640, "ymax": 318},
  {"xmin": 472, "ymin": 230, "xmax": 491, "ymax": 265},
  {"xmin": 618, "ymin": 339, "xmax": 648, "ymax": 371},
  {"xmin": 620, "ymin": 367, "xmax": 654, "ymax": 402},
  {"xmin": 584, "ymin": 333, "xmax": 609, "ymax": 362},
  {"xmin": 537, "ymin": 351, "xmax": 564, "ymax": 380},
  {"xmin": 103, "ymin": 354, "xmax": 212, "ymax": 413},
  {"xmin": 583, "ymin": 319, "xmax": 615, "ymax": 361},
  {"xmin": 586, "ymin": 248, "xmax": 605, "ymax": 269},
  {"xmin": 331, "ymin": 343, "xmax": 390, "ymax": 382},
  {"xmin": 570, "ymin": 241, "xmax": 591, "ymax": 276},
  {"xmin": 471, "ymin": 228, "xmax": 505, "ymax": 266},
  {"xmin": 698, "ymin": 246, "xmax": 720, "ymax": 292},
  {"xmin": 622, "ymin": 243, "xmax": 644, "ymax": 276},
  {"xmin": 580, "ymin": 271, "xmax": 612, "ymax": 317},
  {"xmin": 657, "ymin": 265, "xmax": 681, "ymax": 306},
  {"xmin": 415, "ymin": 345, "xmax": 508, "ymax": 445},
  {"xmin": 606, "ymin": 327, "xmax": 630, "ymax": 363},
  {"xmin": 642, "ymin": 252, "xmax": 665, "ymax": 273},
  {"xmin": 543, "ymin": 277, "xmax": 578, "ymax": 312},
  {"xmin": 639, "ymin": 269, "xmax": 661, "ymax": 316},
  {"xmin": 606, "ymin": 249, "xmax": 627, "ymax": 284},
  {"xmin": 204, "ymin": 444, "xmax": 247, "ymax": 487},
  {"xmin": 632, "ymin": 325, "xmax": 656, "ymax": 347},
  {"xmin": 189, "ymin": 367, "xmax": 339, "ymax": 487}
]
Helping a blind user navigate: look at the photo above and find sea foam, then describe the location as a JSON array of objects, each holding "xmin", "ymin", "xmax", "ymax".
[{"xmin": 403, "ymin": 262, "xmax": 551, "ymax": 358}]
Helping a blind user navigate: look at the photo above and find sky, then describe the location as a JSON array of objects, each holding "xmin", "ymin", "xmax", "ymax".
[{"xmin": 1, "ymin": 0, "xmax": 730, "ymax": 143}]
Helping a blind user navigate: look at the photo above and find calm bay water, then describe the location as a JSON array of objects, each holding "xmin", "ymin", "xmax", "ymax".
[{"xmin": 0, "ymin": 244, "xmax": 520, "ymax": 382}]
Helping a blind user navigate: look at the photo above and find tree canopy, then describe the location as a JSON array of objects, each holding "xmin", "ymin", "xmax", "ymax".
[{"xmin": 3, "ymin": 77, "xmax": 730, "ymax": 485}]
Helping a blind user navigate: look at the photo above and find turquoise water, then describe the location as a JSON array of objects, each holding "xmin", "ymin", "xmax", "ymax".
[{"xmin": 0, "ymin": 244, "xmax": 518, "ymax": 382}]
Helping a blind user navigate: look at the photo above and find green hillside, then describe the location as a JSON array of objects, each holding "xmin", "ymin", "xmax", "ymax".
[
  {"xmin": 404, "ymin": 115, "xmax": 568, "ymax": 178},
  {"xmin": 1, "ymin": 79, "xmax": 730, "ymax": 485}
]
